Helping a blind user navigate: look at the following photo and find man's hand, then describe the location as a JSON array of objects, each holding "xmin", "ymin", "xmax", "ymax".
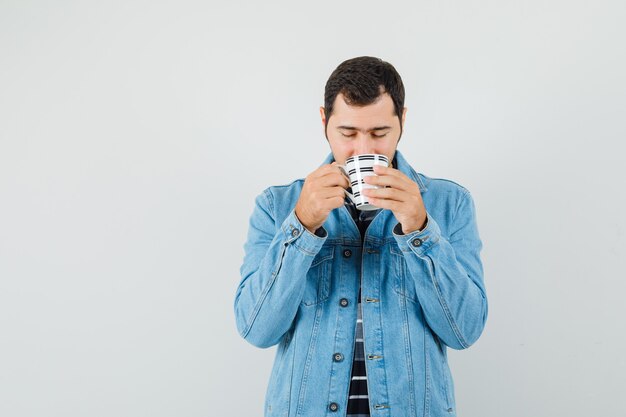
[
  {"xmin": 295, "ymin": 163, "xmax": 349, "ymax": 233},
  {"xmin": 362, "ymin": 164, "xmax": 427, "ymax": 234}
]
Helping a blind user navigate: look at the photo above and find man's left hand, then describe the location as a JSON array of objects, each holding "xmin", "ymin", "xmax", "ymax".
[{"xmin": 362, "ymin": 164, "xmax": 427, "ymax": 234}]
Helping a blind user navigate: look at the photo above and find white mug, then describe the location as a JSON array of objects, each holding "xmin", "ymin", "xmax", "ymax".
[{"xmin": 338, "ymin": 154, "xmax": 389, "ymax": 211}]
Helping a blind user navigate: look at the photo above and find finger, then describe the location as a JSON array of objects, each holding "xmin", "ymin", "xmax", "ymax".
[
  {"xmin": 315, "ymin": 163, "xmax": 348, "ymax": 180},
  {"xmin": 362, "ymin": 187, "xmax": 407, "ymax": 202},
  {"xmin": 372, "ymin": 164, "xmax": 407, "ymax": 179},
  {"xmin": 313, "ymin": 192, "xmax": 346, "ymax": 212},
  {"xmin": 305, "ymin": 169, "xmax": 345, "ymax": 194},
  {"xmin": 365, "ymin": 196, "xmax": 400, "ymax": 211},
  {"xmin": 318, "ymin": 171, "xmax": 350, "ymax": 189},
  {"xmin": 309, "ymin": 164, "xmax": 341, "ymax": 179},
  {"xmin": 328, "ymin": 195, "xmax": 346, "ymax": 209},
  {"xmin": 331, "ymin": 162, "xmax": 350, "ymax": 181},
  {"xmin": 314, "ymin": 186, "xmax": 348, "ymax": 201},
  {"xmin": 363, "ymin": 174, "xmax": 410, "ymax": 191}
]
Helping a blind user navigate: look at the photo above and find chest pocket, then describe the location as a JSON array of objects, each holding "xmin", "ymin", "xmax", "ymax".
[
  {"xmin": 301, "ymin": 245, "xmax": 334, "ymax": 306},
  {"xmin": 390, "ymin": 244, "xmax": 419, "ymax": 303}
]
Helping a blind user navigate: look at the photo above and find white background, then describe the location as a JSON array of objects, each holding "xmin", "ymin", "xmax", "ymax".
[{"xmin": 1, "ymin": 1, "xmax": 625, "ymax": 416}]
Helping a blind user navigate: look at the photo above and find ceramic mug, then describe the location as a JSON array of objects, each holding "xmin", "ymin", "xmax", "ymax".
[{"xmin": 338, "ymin": 154, "xmax": 389, "ymax": 211}]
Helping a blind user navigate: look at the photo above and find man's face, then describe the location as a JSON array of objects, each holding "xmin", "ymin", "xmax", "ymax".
[{"xmin": 320, "ymin": 92, "xmax": 406, "ymax": 166}]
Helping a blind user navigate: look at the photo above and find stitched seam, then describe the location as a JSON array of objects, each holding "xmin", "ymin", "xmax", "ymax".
[
  {"xmin": 449, "ymin": 190, "xmax": 470, "ymax": 244},
  {"xmin": 424, "ymin": 177, "xmax": 470, "ymax": 194},
  {"xmin": 292, "ymin": 239, "xmax": 321, "ymax": 257},
  {"xmin": 296, "ymin": 302, "xmax": 324, "ymax": 415},
  {"xmin": 301, "ymin": 256, "xmax": 332, "ymax": 307},
  {"xmin": 241, "ymin": 243, "xmax": 286, "ymax": 339},
  {"xmin": 424, "ymin": 327, "xmax": 430, "ymax": 417},
  {"xmin": 324, "ymin": 280, "xmax": 346, "ymax": 415},
  {"xmin": 391, "ymin": 250, "xmax": 418, "ymax": 303},
  {"xmin": 378, "ymin": 291, "xmax": 391, "ymax": 415},
  {"xmin": 425, "ymin": 255, "xmax": 468, "ymax": 349},
  {"xmin": 287, "ymin": 328, "xmax": 296, "ymax": 416},
  {"xmin": 401, "ymin": 296, "xmax": 417, "ymax": 416},
  {"xmin": 264, "ymin": 188, "xmax": 275, "ymax": 217}
]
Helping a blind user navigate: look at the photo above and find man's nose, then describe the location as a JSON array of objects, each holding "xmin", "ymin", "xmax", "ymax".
[{"xmin": 354, "ymin": 136, "xmax": 374, "ymax": 155}]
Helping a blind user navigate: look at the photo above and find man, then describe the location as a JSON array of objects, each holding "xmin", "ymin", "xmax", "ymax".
[{"xmin": 234, "ymin": 56, "xmax": 487, "ymax": 417}]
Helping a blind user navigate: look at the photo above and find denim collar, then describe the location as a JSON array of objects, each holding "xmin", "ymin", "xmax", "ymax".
[{"xmin": 320, "ymin": 150, "xmax": 429, "ymax": 194}]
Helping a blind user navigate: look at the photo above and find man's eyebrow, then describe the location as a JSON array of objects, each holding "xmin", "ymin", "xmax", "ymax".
[{"xmin": 337, "ymin": 125, "xmax": 392, "ymax": 132}]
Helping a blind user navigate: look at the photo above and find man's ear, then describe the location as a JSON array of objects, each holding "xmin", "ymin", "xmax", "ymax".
[
  {"xmin": 319, "ymin": 106, "xmax": 326, "ymax": 126},
  {"xmin": 402, "ymin": 107, "xmax": 407, "ymax": 129}
]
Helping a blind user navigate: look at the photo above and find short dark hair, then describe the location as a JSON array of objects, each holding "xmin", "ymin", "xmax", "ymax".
[{"xmin": 323, "ymin": 56, "xmax": 405, "ymax": 136}]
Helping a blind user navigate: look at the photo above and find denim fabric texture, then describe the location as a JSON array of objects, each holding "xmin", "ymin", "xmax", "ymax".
[{"xmin": 235, "ymin": 150, "xmax": 488, "ymax": 417}]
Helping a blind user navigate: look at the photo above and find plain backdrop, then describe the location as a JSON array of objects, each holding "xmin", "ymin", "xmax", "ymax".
[{"xmin": 1, "ymin": 1, "xmax": 625, "ymax": 416}]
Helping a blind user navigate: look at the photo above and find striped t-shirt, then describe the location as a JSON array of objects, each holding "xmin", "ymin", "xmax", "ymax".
[
  {"xmin": 344, "ymin": 199, "xmax": 380, "ymax": 416},
  {"xmin": 343, "ymin": 156, "xmax": 396, "ymax": 416}
]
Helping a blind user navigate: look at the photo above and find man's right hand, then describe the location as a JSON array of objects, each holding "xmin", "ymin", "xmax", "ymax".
[{"xmin": 294, "ymin": 163, "xmax": 349, "ymax": 234}]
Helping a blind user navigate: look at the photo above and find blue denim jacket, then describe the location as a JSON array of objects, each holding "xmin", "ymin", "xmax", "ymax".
[{"xmin": 235, "ymin": 150, "xmax": 487, "ymax": 417}]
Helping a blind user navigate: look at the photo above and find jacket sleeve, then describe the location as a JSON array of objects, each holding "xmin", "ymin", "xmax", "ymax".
[
  {"xmin": 234, "ymin": 189, "xmax": 327, "ymax": 348},
  {"xmin": 393, "ymin": 190, "xmax": 487, "ymax": 350}
]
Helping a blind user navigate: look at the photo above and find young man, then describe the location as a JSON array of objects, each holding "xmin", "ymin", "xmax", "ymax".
[{"xmin": 235, "ymin": 56, "xmax": 488, "ymax": 417}]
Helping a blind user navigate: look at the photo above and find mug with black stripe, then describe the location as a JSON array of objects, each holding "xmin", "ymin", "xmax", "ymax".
[{"xmin": 338, "ymin": 154, "xmax": 389, "ymax": 211}]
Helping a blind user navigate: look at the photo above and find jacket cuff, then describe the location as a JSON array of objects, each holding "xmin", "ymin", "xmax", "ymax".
[
  {"xmin": 392, "ymin": 212, "xmax": 441, "ymax": 255},
  {"xmin": 280, "ymin": 209, "xmax": 328, "ymax": 256}
]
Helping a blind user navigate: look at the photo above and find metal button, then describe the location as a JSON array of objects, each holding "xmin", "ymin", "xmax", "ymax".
[
  {"xmin": 291, "ymin": 228, "xmax": 299, "ymax": 237},
  {"xmin": 329, "ymin": 402, "xmax": 339, "ymax": 412},
  {"xmin": 411, "ymin": 238, "xmax": 423, "ymax": 247},
  {"xmin": 343, "ymin": 249, "xmax": 352, "ymax": 258},
  {"xmin": 333, "ymin": 352, "xmax": 344, "ymax": 362},
  {"xmin": 339, "ymin": 298, "xmax": 349, "ymax": 307}
]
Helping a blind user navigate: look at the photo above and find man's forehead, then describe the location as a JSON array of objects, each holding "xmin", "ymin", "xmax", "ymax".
[
  {"xmin": 332, "ymin": 116, "xmax": 397, "ymax": 132},
  {"xmin": 331, "ymin": 116, "xmax": 397, "ymax": 133}
]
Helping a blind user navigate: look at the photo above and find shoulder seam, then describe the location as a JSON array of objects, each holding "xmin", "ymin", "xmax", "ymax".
[
  {"xmin": 262, "ymin": 188, "xmax": 275, "ymax": 218},
  {"xmin": 425, "ymin": 176, "xmax": 471, "ymax": 194},
  {"xmin": 451, "ymin": 189, "xmax": 472, "ymax": 231},
  {"xmin": 262, "ymin": 179, "xmax": 305, "ymax": 217}
]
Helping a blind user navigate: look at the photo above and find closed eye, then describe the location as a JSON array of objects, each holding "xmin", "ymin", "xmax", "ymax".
[{"xmin": 341, "ymin": 132, "xmax": 387, "ymax": 138}]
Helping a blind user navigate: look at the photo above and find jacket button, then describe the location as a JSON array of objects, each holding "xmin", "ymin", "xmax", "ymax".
[
  {"xmin": 343, "ymin": 249, "xmax": 352, "ymax": 258},
  {"xmin": 339, "ymin": 298, "xmax": 349, "ymax": 307},
  {"xmin": 411, "ymin": 238, "xmax": 423, "ymax": 247},
  {"xmin": 291, "ymin": 228, "xmax": 299, "ymax": 237},
  {"xmin": 329, "ymin": 402, "xmax": 339, "ymax": 412},
  {"xmin": 333, "ymin": 352, "xmax": 344, "ymax": 362}
]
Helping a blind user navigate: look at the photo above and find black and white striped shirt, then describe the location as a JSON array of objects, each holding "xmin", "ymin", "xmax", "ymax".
[
  {"xmin": 344, "ymin": 194, "xmax": 380, "ymax": 416},
  {"xmin": 343, "ymin": 156, "xmax": 396, "ymax": 416}
]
